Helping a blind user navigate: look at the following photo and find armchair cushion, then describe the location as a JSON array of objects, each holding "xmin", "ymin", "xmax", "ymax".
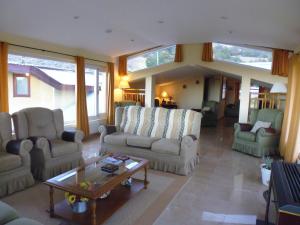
[
  {"xmin": 50, "ymin": 139, "xmax": 79, "ymax": 158},
  {"xmin": 237, "ymin": 132, "xmax": 256, "ymax": 142},
  {"xmin": 0, "ymin": 152, "xmax": 22, "ymax": 172},
  {"xmin": 250, "ymin": 121, "xmax": 271, "ymax": 133},
  {"xmin": 6, "ymin": 140, "xmax": 22, "ymax": 155},
  {"xmin": 151, "ymin": 138, "xmax": 181, "ymax": 156}
]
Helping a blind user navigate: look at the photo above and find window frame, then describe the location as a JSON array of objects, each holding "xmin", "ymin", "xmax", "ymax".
[
  {"xmin": 127, "ymin": 45, "xmax": 176, "ymax": 73},
  {"xmin": 13, "ymin": 73, "xmax": 31, "ymax": 97},
  {"xmin": 212, "ymin": 42, "xmax": 273, "ymax": 71}
]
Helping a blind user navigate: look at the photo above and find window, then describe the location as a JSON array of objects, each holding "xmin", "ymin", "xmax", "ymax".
[
  {"xmin": 8, "ymin": 54, "xmax": 76, "ymax": 125},
  {"xmin": 213, "ymin": 43, "xmax": 273, "ymax": 70},
  {"xmin": 13, "ymin": 74, "xmax": 30, "ymax": 97},
  {"xmin": 127, "ymin": 45, "xmax": 176, "ymax": 72},
  {"xmin": 85, "ymin": 66, "xmax": 107, "ymax": 118}
]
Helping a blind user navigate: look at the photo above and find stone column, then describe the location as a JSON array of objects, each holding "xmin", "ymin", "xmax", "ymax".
[{"xmin": 239, "ymin": 76, "xmax": 251, "ymax": 123}]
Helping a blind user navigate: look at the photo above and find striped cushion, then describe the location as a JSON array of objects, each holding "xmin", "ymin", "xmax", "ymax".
[{"xmin": 119, "ymin": 106, "xmax": 202, "ymax": 139}]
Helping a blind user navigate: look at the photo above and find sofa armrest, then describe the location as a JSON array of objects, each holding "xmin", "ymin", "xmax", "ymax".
[
  {"xmin": 99, "ymin": 125, "xmax": 117, "ymax": 146},
  {"xmin": 256, "ymin": 128, "xmax": 280, "ymax": 146},
  {"xmin": 62, "ymin": 130, "xmax": 84, "ymax": 143},
  {"xmin": 5, "ymin": 139, "xmax": 33, "ymax": 167},
  {"xmin": 180, "ymin": 135, "xmax": 199, "ymax": 160}
]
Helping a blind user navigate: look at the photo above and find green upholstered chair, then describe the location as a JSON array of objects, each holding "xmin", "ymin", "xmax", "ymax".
[
  {"xmin": 232, "ymin": 109, "xmax": 283, "ymax": 157},
  {"xmin": 201, "ymin": 101, "xmax": 219, "ymax": 127}
]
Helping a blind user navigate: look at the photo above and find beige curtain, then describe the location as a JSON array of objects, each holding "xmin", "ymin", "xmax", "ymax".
[
  {"xmin": 202, "ymin": 42, "xmax": 213, "ymax": 62},
  {"xmin": 118, "ymin": 55, "xmax": 127, "ymax": 76},
  {"xmin": 174, "ymin": 44, "xmax": 183, "ymax": 62},
  {"xmin": 76, "ymin": 56, "xmax": 90, "ymax": 137},
  {"xmin": 272, "ymin": 49, "xmax": 289, "ymax": 77},
  {"xmin": 107, "ymin": 62, "xmax": 115, "ymax": 124},
  {"xmin": 279, "ymin": 54, "xmax": 300, "ymax": 162},
  {"xmin": 0, "ymin": 42, "xmax": 9, "ymax": 112}
]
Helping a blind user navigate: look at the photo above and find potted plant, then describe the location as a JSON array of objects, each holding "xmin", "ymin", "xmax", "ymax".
[
  {"xmin": 260, "ymin": 156, "xmax": 273, "ymax": 186},
  {"xmin": 65, "ymin": 181, "xmax": 91, "ymax": 213}
]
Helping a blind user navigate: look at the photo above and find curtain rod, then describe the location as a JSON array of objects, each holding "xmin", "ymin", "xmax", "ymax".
[{"xmin": 8, "ymin": 43, "xmax": 110, "ymax": 64}]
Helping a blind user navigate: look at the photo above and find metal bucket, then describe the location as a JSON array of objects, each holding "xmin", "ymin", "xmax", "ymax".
[{"xmin": 72, "ymin": 201, "xmax": 88, "ymax": 214}]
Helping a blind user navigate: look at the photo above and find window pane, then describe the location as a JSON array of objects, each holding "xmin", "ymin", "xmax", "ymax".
[
  {"xmin": 127, "ymin": 45, "xmax": 176, "ymax": 72},
  {"xmin": 16, "ymin": 77, "xmax": 29, "ymax": 95},
  {"xmin": 8, "ymin": 54, "xmax": 76, "ymax": 125},
  {"xmin": 213, "ymin": 43, "xmax": 272, "ymax": 70},
  {"xmin": 85, "ymin": 67, "xmax": 107, "ymax": 118}
]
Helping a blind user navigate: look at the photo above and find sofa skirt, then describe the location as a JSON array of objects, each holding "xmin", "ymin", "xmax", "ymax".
[
  {"xmin": 101, "ymin": 143, "xmax": 199, "ymax": 175},
  {"xmin": 0, "ymin": 167, "xmax": 34, "ymax": 197}
]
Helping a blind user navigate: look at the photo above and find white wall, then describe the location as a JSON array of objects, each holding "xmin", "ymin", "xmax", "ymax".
[{"xmin": 156, "ymin": 75, "xmax": 204, "ymax": 109}]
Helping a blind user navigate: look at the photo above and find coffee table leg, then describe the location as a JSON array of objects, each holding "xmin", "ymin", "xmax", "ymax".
[
  {"xmin": 144, "ymin": 166, "xmax": 148, "ymax": 189},
  {"xmin": 49, "ymin": 186, "xmax": 54, "ymax": 217},
  {"xmin": 91, "ymin": 199, "xmax": 97, "ymax": 225}
]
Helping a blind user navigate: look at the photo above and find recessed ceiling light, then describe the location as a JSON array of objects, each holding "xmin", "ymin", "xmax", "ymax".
[
  {"xmin": 105, "ymin": 29, "xmax": 112, "ymax": 34},
  {"xmin": 130, "ymin": 39, "xmax": 135, "ymax": 42},
  {"xmin": 220, "ymin": 16, "xmax": 228, "ymax": 20},
  {"xmin": 157, "ymin": 20, "xmax": 164, "ymax": 24},
  {"xmin": 73, "ymin": 16, "xmax": 80, "ymax": 20},
  {"xmin": 228, "ymin": 30, "xmax": 233, "ymax": 34}
]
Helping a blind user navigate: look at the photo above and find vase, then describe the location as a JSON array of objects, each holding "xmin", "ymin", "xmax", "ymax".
[
  {"xmin": 260, "ymin": 163, "xmax": 271, "ymax": 186},
  {"xmin": 71, "ymin": 201, "xmax": 88, "ymax": 213}
]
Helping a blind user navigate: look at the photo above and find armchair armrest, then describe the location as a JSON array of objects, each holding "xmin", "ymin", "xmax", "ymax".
[
  {"xmin": 6, "ymin": 139, "xmax": 33, "ymax": 167},
  {"xmin": 256, "ymin": 128, "xmax": 280, "ymax": 147},
  {"xmin": 180, "ymin": 135, "xmax": 199, "ymax": 160},
  {"xmin": 62, "ymin": 130, "xmax": 84, "ymax": 143},
  {"xmin": 99, "ymin": 125, "xmax": 117, "ymax": 147}
]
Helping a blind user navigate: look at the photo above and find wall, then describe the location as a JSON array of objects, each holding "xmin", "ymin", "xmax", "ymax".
[
  {"xmin": 8, "ymin": 73, "xmax": 55, "ymax": 113},
  {"xmin": 156, "ymin": 75, "xmax": 204, "ymax": 109},
  {"xmin": 126, "ymin": 43, "xmax": 288, "ymax": 122},
  {"xmin": 207, "ymin": 76, "xmax": 222, "ymax": 102}
]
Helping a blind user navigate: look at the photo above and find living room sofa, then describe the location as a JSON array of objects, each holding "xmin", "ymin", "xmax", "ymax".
[
  {"xmin": 0, "ymin": 201, "xmax": 43, "ymax": 225},
  {"xmin": 0, "ymin": 113, "xmax": 34, "ymax": 197},
  {"xmin": 232, "ymin": 109, "xmax": 283, "ymax": 157},
  {"xmin": 99, "ymin": 106, "xmax": 202, "ymax": 175},
  {"xmin": 12, "ymin": 107, "xmax": 84, "ymax": 181}
]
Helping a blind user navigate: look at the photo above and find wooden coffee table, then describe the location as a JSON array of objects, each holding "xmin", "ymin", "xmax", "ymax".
[{"xmin": 44, "ymin": 155, "xmax": 149, "ymax": 225}]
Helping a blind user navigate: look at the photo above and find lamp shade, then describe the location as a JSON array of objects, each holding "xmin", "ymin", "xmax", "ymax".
[
  {"xmin": 119, "ymin": 80, "xmax": 130, "ymax": 89},
  {"xmin": 161, "ymin": 91, "xmax": 168, "ymax": 98},
  {"xmin": 270, "ymin": 83, "xmax": 287, "ymax": 93}
]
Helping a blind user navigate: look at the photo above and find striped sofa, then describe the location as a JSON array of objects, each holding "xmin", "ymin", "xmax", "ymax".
[{"xmin": 99, "ymin": 106, "xmax": 202, "ymax": 175}]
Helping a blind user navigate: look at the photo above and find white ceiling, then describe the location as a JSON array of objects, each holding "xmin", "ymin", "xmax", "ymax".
[{"xmin": 0, "ymin": 0, "xmax": 299, "ymax": 57}]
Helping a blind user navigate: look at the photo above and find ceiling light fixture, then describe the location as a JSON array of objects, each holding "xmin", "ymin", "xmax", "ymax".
[
  {"xmin": 157, "ymin": 20, "xmax": 164, "ymax": 24},
  {"xmin": 105, "ymin": 29, "xmax": 112, "ymax": 34},
  {"xmin": 73, "ymin": 16, "xmax": 80, "ymax": 20},
  {"xmin": 220, "ymin": 16, "xmax": 228, "ymax": 20},
  {"xmin": 228, "ymin": 30, "xmax": 233, "ymax": 34},
  {"xmin": 130, "ymin": 39, "xmax": 135, "ymax": 42}
]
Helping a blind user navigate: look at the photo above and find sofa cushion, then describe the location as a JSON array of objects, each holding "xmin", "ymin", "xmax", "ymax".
[
  {"xmin": 237, "ymin": 131, "xmax": 256, "ymax": 142},
  {"xmin": 0, "ymin": 201, "xmax": 19, "ymax": 224},
  {"xmin": 127, "ymin": 135, "xmax": 159, "ymax": 148},
  {"xmin": 6, "ymin": 218, "xmax": 43, "ymax": 225},
  {"xmin": 104, "ymin": 132, "xmax": 128, "ymax": 146},
  {"xmin": 0, "ymin": 152, "xmax": 22, "ymax": 172},
  {"xmin": 151, "ymin": 138, "xmax": 181, "ymax": 156},
  {"xmin": 50, "ymin": 139, "xmax": 79, "ymax": 158}
]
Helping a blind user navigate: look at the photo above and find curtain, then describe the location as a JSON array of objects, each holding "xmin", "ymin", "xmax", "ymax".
[
  {"xmin": 0, "ymin": 42, "xmax": 9, "ymax": 112},
  {"xmin": 107, "ymin": 62, "xmax": 115, "ymax": 124},
  {"xmin": 118, "ymin": 55, "xmax": 127, "ymax": 76},
  {"xmin": 202, "ymin": 42, "xmax": 213, "ymax": 62},
  {"xmin": 279, "ymin": 54, "xmax": 300, "ymax": 162},
  {"xmin": 272, "ymin": 49, "xmax": 289, "ymax": 77},
  {"xmin": 174, "ymin": 44, "xmax": 183, "ymax": 62},
  {"xmin": 76, "ymin": 56, "xmax": 90, "ymax": 137}
]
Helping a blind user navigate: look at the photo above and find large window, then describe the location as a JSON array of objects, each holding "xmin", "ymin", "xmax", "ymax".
[
  {"xmin": 127, "ymin": 45, "xmax": 176, "ymax": 72},
  {"xmin": 213, "ymin": 43, "xmax": 272, "ymax": 70},
  {"xmin": 8, "ymin": 54, "xmax": 77, "ymax": 125},
  {"xmin": 85, "ymin": 66, "xmax": 107, "ymax": 118}
]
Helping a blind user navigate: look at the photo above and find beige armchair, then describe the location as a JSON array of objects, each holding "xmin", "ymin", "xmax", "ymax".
[
  {"xmin": 0, "ymin": 113, "xmax": 34, "ymax": 197},
  {"xmin": 12, "ymin": 107, "xmax": 84, "ymax": 181}
]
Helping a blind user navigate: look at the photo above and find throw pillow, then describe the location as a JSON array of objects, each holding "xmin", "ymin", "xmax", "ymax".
[
  {"xmin": 250, "ymin": 121, "xmax": 271, "ymax": 133},
  {"xmin": 202, "ymin": 106, "xmax": 211, "ymax": 112}
]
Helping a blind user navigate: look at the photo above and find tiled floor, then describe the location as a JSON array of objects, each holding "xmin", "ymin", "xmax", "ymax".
[
  {"xmin": 83, "ymin": 118, "xmax": 270, "ymax": 225},
  {"xmin": 154, "ymin": 118, "xmax": 269, "ymax": 225}
]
